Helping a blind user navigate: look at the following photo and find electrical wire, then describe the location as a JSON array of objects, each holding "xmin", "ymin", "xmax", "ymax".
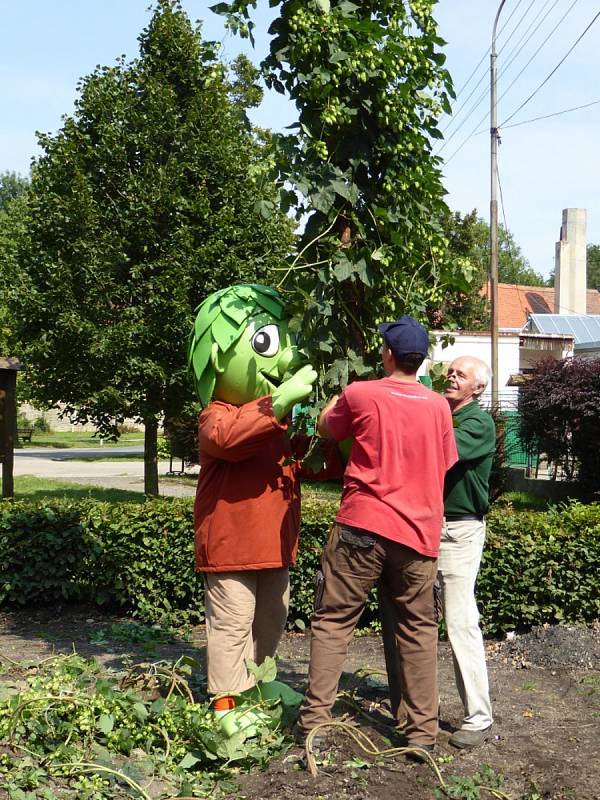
[
  {"xmin": 438, "ymin": 0, "xmax": 551, "ymax": 149},
  {"xmin": 496, "ymin": 157, "xmax": 526, "ymax": 303},
  {"xmin": 497, "ymin": 0, "xmax": 581, "ymax": 122},
  {"xmin": 497, "ymin": 0, "xmax": 564, "ymax": 85},
  {"xmin": 440, "ymin": 0, "xmax": 535, "ymax": 136},
  {"xmin": 501, "ymin": 8, "xmax": 600, "ymax": 126},
  {"xmin": 500, "ymin": 98, "xmax": 600, "ymax": 129},
  {"xmin": 438, "ymin": 0, "xmax": 578, "ymax": 156},
  {"xmin": 444, "ymin": 0, "xmax": 527, "ymax": 101}
]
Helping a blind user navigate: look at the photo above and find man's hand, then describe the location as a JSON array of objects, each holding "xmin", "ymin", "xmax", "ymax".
[
  {"xmin": 317, "ymin": 394, "xmax": 340, "ymax": 437},
  {"xmin": 271, "ymin": 364, "xmax": 318, "ymax": 421}
]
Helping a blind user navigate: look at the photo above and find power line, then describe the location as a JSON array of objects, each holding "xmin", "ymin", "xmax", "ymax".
[
  {"xmin": 496, "ymin": 0, "xmax": 581, "ymax": 122},
  {"xmin": 437, "ymin": 0, "xmax": 563, "ymax": 152},
  {"xmin": 496, "ymin": 158, "xmax": 520, "ymax": 285},
  {"xmin": 440, "ymin": 0, "xmax": 535, "ymax": 138},
  {"xmin": 446, "ymin": 0, "xmax": 527, "ymax": 101},
  {"xmin": 501, "ymin": 9, "xmax": 600, "ymax": 126},
  {"xmin": 442, "ymin": 0, "xmax": 584, "ymax": 164},
  {"xmin": 501, "ymin": 98, "xmax": 600, "ymax": 129},
  {"xmin": 497, "ymin": 0, "xmax": 563, "ymax": 83}
]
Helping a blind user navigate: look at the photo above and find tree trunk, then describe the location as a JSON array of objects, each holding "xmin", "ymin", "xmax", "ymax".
[{"xmin": 144, "ymin": 415, "xmax": 159, "ymax": 496}]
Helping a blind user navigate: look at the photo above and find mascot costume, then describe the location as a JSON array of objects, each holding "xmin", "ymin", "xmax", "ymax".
[{"xmin": 188, "ymin": 284, "xmax": 317, "ymax": 722}]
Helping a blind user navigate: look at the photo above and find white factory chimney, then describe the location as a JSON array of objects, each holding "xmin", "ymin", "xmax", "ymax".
[{"xmin": 554, "ymin": 208, "xmax": 587, "ymax": 315}]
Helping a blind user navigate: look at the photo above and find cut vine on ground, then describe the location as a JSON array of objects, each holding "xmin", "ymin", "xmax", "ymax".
[{"xmin": 0, "ymin": 607, "xmax": 598, "ymax": 800}]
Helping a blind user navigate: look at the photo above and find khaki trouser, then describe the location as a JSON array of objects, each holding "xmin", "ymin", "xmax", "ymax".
[
  {"xmin": 204, "ymin": 567, "xmax": 290, "ymax": 694},
  {"xmin": 380, "ymin": 518, "xmax": 493, "ymax": 733},
  {"xmin": 299, "ymin": 523, "xmax": 439, "ymax": 745},
  {"xmin": 438, "ymin": 518, "xmax": 493, "ymax": 731}
]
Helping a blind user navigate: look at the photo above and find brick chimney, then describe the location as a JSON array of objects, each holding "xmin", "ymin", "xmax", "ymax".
[{"xmin": 554, "ymin": 208, "xmax": 587, "ymax": 315}]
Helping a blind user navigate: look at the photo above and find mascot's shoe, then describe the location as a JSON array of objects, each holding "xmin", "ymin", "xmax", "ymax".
[
  {"xmin": 211, "ymin": 696, "xmax": 270, "ymax": 739},
  {"xmin": 449, "ymin": 725, "xmax": 492, "ymax": 749}
]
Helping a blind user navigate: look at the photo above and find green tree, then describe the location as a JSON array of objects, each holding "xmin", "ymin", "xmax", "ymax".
[
  {"xmin": 12, "ymin": 0, "xmax": 292, "ymax": 494},
  {"xmin": 429, "ymin": 210, "xmax": 489, "ymax": 331},
  {"xmin": 214, "ymin": 0, "xmax": 470, "ymax": 396},
  {"xmin": 0, "ymin": 173, "xmax": 30, "ymax": 353},
  {"xmin": 432, "ymin": 211, "xmax": 544, "ymax": 330},
  {"xmin": 587, "ymin": 244, "xmax": 600, "ymax": 290},
  {"xmin": 0, "ymin": 171, "xmax": 29, "ymax": 211}
]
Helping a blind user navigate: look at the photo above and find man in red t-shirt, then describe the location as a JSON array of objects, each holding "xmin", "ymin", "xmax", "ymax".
[{"xmin": 297, "ymin": 317, "xmax": 457, "ymax": 757}]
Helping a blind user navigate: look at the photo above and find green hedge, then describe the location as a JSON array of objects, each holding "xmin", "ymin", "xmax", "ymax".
[
  {"xmin": 0, "ymin": 499, "xmax": 203, "ymax": 625},
  {"xmin": 0, "ymin": 497, "xmax": 598, "ymax": 635}
]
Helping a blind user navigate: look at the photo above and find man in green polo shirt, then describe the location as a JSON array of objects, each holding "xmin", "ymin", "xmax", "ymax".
[{"xmin": 439, "ymin": 355, "xmax": 495, "ymax": 748}]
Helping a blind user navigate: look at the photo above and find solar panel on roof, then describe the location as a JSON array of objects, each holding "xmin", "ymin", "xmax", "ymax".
[{"xmin": 526, "ymin": 314, "xmax": 600, "ymax": 344}]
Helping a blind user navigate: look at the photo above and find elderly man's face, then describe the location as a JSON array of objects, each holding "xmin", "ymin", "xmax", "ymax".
[{"xmin": 444, "ymin": 357, "xmax": 483, "ymax": 410}]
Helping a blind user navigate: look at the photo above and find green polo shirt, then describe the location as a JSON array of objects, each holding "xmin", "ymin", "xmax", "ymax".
[{"xmin": 444, "ymin": 401, "xmax": 496, "ymax": 519}]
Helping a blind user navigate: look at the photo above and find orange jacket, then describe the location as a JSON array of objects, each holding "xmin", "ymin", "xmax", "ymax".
[{"xmin": 194, "ymin": 396, "xmax": 301, "ymax": 572}]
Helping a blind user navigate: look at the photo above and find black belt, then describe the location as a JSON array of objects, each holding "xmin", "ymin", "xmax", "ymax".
[{"xmin": 445, "ymin": 514, "xmax": 484, "ymax": 521}]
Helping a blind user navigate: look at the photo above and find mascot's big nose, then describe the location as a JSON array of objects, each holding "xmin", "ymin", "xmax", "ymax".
[{"xmin": 276, "ymin": 345, "xmax": 301, "ymax": 377}]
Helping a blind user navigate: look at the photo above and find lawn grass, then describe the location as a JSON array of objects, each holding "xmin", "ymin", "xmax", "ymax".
[
  {"xmin": 494, "ymin": 491, "xmax": 553, "ymax": 512},
  {"xmin": 21, "ymin": 431, "xmax": 145, "ymax": 449},
  {"xmin": 1, "ymin": 475, "xmax": 146, "ymax": 504}
]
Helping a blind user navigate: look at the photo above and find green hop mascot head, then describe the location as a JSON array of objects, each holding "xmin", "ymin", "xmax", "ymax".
[{"xmin": 188, "ymin": 284, "xmax": 303, "ymax": 408}]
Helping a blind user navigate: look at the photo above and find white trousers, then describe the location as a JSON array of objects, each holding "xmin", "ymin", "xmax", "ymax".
[
  {"xmin": 203, "ymin": 568, "xmax": 290, "ymax": 695},
  {"xmin": 438, "ymin": 518, "xmax": 493, "ymax": 731}
]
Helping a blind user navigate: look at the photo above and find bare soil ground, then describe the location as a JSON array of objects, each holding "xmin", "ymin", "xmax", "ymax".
[{"xmin": 0, "ymin": 606, "xmax": 598, "ymax": 800}]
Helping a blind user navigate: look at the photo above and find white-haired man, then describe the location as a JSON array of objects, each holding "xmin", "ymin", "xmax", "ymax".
[{"xmin": 440, "ymin": 355, "xmax": 495, "ymax": 748}]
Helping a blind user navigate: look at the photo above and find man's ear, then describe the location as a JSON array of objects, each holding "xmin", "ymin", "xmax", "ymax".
[{"xmin": 210, "ymin": 342, "xmax": 225, "ymax": 374}]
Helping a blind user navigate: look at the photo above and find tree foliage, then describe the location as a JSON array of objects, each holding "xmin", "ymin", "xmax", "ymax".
[
  {"xmin": 214, "ymin": 0, "xmax": 473, "ymax": 395},
  {"xmin": 518, "ymin": 357, "xmax": 600, "ymax": 498},
  {"xmin": 431, "ymin": 210, "xmax": 545, "ymax": 330},
  {"xmin": 0, "ymin": 173, "xmax": 29, "ymax": 353},
  {"xmin": 11, "ymin": 0, "xmax": 292, "ymax": 493},
  {"xmin": 0, "ymin": 171, "xmax": 29, "ymax": 212},
  {"xmin": 587, "ymin": 243, "xmax": 600, "ymax": 290}
]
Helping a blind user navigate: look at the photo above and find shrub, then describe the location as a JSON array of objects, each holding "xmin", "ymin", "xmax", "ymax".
[
  {"xmin": 0, "ymin": 498, "xmax": 203, "ymax": 625},
  {"xmin": 479, "ymin": 500, "xmax": 600, "ymax": 635},
  {"xmin": 16, "ymin": 411, "xmax": 32, "ymax": 429},
  {"xmin": 0, "ymin": 497, "xmax": 597, "ymax": 635},
  {"xmin": 33, "ymin": 415, "xmax": 51, "ymax": 433},
  {"xmin": 519, "ymin": 357, "xmax": 600, "ymax": 498},
  {"xmin": 163, "ymin": 405, "xmax": 201, "ymax": 465}
]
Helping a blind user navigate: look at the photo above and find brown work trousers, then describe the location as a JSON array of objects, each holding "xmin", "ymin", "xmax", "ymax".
[{"xmin": 298, "ymin": 523, "xmax": 439, "ymax": 745}]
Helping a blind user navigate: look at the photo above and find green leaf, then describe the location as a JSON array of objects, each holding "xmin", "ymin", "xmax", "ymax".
[
  {"xmin": 316, "ymin": 0, "xmax": 331, "ymax": 12},
  {"xmin": 132, "ymin": 701, "xmax": 148, "ymax": 722},
  {"xmin": 97, "ymin": 713, "xmax": 115, "ymax": 734},
  {"xmin": 339, "ymin": 0, "xmax": 359, "ymax": 15},
  {"xmin": 245, "ymin": 655, "xmax": 277, "ymax": 684},
  {"xmin": 151, "ymin": 697, "xmax": 166, "ymax": 716},
  {"xmin": 254, "ymin": 198, "xmax": 275, "ymax": 219},
  {"xmin": 178, "ymin": 751, "xmax": 202, "ymax": 769},
  {"xmin": 328, "ymin": 48, "xmax": 349, "ymax": 64}
]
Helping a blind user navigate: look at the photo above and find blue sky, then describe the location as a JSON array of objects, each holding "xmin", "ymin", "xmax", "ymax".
[{"xmin": 2, "ymin": 1, "xmax": 599, "ymax": 278}]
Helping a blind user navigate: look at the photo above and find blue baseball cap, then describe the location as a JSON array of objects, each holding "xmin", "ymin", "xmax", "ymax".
[{"xmin": 378, "ymin": 316, "xmax": 429, "ymax": 358}]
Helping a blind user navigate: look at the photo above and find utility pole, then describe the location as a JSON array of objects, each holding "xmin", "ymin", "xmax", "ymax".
[{"xmin": 490, "ymin": 0, "xmax": 506, "ymax": 409}]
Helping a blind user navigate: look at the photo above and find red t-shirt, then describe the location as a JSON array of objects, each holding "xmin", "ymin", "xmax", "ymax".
[{"xmin": 326, "ymin": 378, "xmax": 458, "ymax": 557}]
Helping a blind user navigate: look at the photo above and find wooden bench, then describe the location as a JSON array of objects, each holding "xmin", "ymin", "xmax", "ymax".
[{"xmin": 17, "ymin": 427, "xmax": 33, "ymax": 444}]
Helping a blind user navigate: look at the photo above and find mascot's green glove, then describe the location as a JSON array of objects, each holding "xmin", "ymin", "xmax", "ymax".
[{"xmin": 271, "ymin": 364, "xmax": 317, "ymax": 421}]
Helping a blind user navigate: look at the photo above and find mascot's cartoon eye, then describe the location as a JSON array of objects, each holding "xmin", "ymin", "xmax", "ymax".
[{"xmin": 251, "ymin": 324, "xmax": 280, "ymax": 357}]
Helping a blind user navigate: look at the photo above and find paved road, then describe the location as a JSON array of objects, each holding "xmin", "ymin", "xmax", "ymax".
[
  {"xmin": 15, "ymin": 446, "xmax": 144, "ymax": 460},
  {"xmin": 13, "ymin": 447, "xmax": 198, "ymax": 498}
]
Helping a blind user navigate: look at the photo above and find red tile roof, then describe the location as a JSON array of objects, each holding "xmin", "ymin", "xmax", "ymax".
[{"xmin": 481, "ymin": 283, "xmax": 600, "ymax": 329}]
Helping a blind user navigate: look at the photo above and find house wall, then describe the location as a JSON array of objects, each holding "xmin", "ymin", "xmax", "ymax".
[
  {"xmin": 519, "ymin": 343, "xmax": 573, "ymax": 371},
  {"xmin": 17, "ymin": 402, "xmax": 143, "ymax": 433},
  {"xmin": 422, "ymin": 332, "xmax": 521, "ymax": 408}
]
